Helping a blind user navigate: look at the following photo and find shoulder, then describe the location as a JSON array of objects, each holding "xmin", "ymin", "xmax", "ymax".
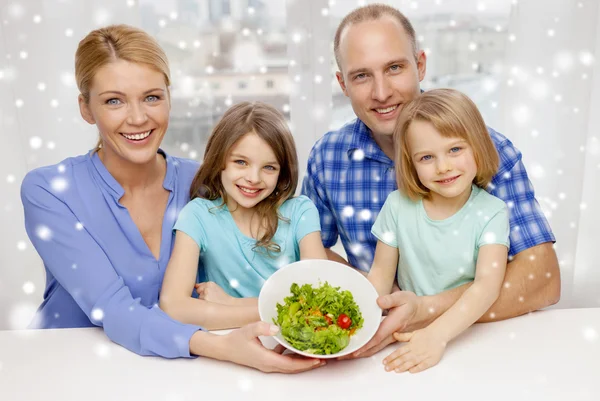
[
  {"xmin": 486, "ymin": 126, "xmax": 522, "ymax": 167},
  {"xmin": 310, "ymin": 119, "xmax": 361, "ymax": 156},
  {"xmin": 279, "ymin": 195, "xmax": 318, "ymax": 218},
  {"xmin": 473, "ymin": 186, "xmax": 508, "ymax": 214},
  {"xmin": 182, "ymin": 197, "xmax": 223, "ymax": 214},
  {"xmin": 21, "ymin": 154, "xmax": 88, "ymax": 200},
  {"xmin": 168, "ymin": 154, "xmax": 200, "ymax": 187},
  {"xmin": 384, "ymin": 190, "xmax": 414, "ymax": 208}
]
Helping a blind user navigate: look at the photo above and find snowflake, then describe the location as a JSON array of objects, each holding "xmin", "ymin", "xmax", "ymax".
[
  {"xmin": 342, "ymin": 206, "xmax": 354, "ymax": 218},
  {"xmin": 582, "ymin": 327, "xmax": 597, "ymax": 342},
  {"xmin": 238, "ymin": 377, "xmax": 254, "ymax": 392},
  {"xmin": 91, "ymin": 308, "xmax": 104, "ymax": 322},
  {"xmin": 93, "ymin": 343, "xmax": 110, "ymax": 358},
  {"xmin": 9, "ymin": 302, "xmax": 38, "ymax": 329},
  {"xmin": 75, "ymin": 222, "xmax": 84, "ymax": 230},
  {"xmin": 352, "ymin": 149, "xmax": 365, "ymax": 161},
  {"xmin": 22, "ymin": 281, "xmax": 35, "ymax": 295},
  {"xmin": 15, "ymin": 99, "xmax": 24, "ymax": 108},
  {"xmin": 482, "ymin": 232, "xmax": 497, "ymax": 243},
  {"xmin": 359, "ymin": 209, "xmax": 371, "ymax": 221},
  {"xmin": 6, "ymin": 174, "xmax": 15, "ymax": 183},
  {"xmin": 17, "ymin": 241, "xmax": 27, "ymax": 251},
  {"xmin": 229, "ymin": 279, "xmax": 240, "ymax": 289},
  {"xmin": 33, "ymin": 14, "xmax": 42, "ymax": 23},
  {"xmin": 381, "ymin": 231, "xmax": 395, "ymax": 244},
  {"xmin": 50, "ymin": 177, "xmax": 69, "ymax": 192},
  {"xmin": 349, "ymin": 243, "xmax": 363, "ymax": 256},
  {"xmin": 36, "ymin": 225, "xmax": 52, "ymax": 241},
  {"xmin": 29, "ymin": 136, "xmax": 42, "ymax": 149}
]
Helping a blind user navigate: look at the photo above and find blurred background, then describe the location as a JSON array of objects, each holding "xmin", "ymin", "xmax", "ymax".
[{"xmin": 1, "ymin": 0, "xmax": 599, "ymax": 329}]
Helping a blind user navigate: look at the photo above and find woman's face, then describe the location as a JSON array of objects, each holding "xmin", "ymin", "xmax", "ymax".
[{"xmin": 79, "ymin": 59, "xmax": 170, "ymax": 165}]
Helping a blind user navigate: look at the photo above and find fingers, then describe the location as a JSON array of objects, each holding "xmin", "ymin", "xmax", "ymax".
[
  {"xmin": 382, "ymin": 343, "xmax": 411, "ymax": 366},
  {"xmin": 263, "ymin": 353, "xmax": 325, "ymax": 374},
  {"xmin": 377, "ymin": 291, "xmax": 407, "ymax": 309},
  {"xmin": 408, "ymin": 360, "xmax": 432, "ymax": 374},
  {"xmin": 353, "ymin": 334, "xmax": 396, "ymax": 358},
  {"xmin": 242, "ymin": 321, "xmax": 279, "ymax": 339},
  {"xmin": 393, "ymin": 332, "xmax": 413, "ymax": 342},
  {"xmin": 384, "ymin": 349, "xmax": 421, "ymax": 373}
]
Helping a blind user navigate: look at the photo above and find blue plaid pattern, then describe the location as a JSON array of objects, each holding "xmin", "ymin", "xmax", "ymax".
[{"xmin": 301, "ymin": 118, "xmax": 556, "ymax": 272}]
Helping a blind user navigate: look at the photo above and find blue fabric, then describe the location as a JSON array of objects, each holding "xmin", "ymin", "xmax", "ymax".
[
  {"xmin": 21, "ymin": 150, "xmax": 202, "ymax": 358},
  {"xmin": 174, "ymin": 195, "xmax": 321, "ymax": 297},
  {"xmin": 302, "ymin": 118, "xmax": 556, "ymax": 272}
]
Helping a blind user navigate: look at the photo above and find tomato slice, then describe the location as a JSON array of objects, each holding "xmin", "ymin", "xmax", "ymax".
[
  {"xmin": 324, "ymin": 315, "xmax": 333, "ymax": 325},
  {"xmin": 337, "ymin": 313, "xmax": 352, "ymax": 329}
]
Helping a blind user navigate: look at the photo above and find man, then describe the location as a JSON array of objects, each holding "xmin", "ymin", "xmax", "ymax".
[{"xmin": 301, "ymin": 4, "xmax": 560, "ymax": 357}]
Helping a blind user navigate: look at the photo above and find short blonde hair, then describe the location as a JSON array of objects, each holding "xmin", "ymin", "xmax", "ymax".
[
  {"xmin": 75, "ymin": 24, "xmax": 170, "ymax": 150},
  {"xmin": 394, "ymin": 88, "xmax": 499, "ymax": 201}
]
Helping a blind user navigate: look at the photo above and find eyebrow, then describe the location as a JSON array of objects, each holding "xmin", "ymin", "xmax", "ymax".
[
  {"xmin": 347, "ymin": 58, "xmax": 410, "ymax": 77},
  {"xmin": 411, "ymin": 139, "xmax": 468, "ymax": 158},
  {"xmin": 230, "ymin": 153, "xmax": 279, "ymax": 165},
  {"xmin": 97, "ymin": 88, "xmax": 165, "ymax": 96}
]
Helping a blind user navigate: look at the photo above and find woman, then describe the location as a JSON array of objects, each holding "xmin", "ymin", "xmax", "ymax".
[{"xmin": 20, "ymin": 24, "xmax": 323, "ymax": 373}]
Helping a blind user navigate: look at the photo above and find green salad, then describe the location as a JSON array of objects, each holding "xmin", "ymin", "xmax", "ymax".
[{"xmin": 273, "ymin": 282, "xmax": 364, "ymax": 355}]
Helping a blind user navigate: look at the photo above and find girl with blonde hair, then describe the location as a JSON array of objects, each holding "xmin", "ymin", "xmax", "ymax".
[{"xmin": 367, "ymin": 88, "xmax": 510, "ymax": 373}]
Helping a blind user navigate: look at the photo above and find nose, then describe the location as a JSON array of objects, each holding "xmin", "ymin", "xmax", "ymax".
[
  {"xmin": 127, "ymin": 102, "xmax": 148, "ymax": 126},
  {"xmin": 245, "ymin": 167, "xmax": 261, "ymax": 184},
  {"xmin": 371, "ymin": 74, "xmax": 393, "ymax": 103},
  {"xmin": 436, "ymin": 157, "xmax": 452, "ymax": 174}
]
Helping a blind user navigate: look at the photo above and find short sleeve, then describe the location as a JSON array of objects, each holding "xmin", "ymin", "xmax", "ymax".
[
  {"xmin": 292, "ymin": 196, "xmax": 322, "ymax": 243},
  {"xmin": 477, "ymin": 205, "xmax": 510, "ymax": 249},
  {"xmin": 371, "ymin": 192, "xmax": 399, "ymax": 248},
  {"xmin": 173, "ymin": 200, "xmax": 209, "ymax": 252}
]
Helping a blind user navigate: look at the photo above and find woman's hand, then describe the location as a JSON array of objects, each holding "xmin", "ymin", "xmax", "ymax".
[
  {"xmin": 195, "ymin": 281, "xmax": 236, "ymax": 306},
  {"xmin": 195, "ymin": 322, "xmax": 326, "ymax": 373},
  {"xmin": 383, "ymin": 328, "xmax": 447, "ymax": 374}
]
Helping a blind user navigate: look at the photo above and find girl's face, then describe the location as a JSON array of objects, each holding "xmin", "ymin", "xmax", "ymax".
[
  {"xmin": 79, "ymin": 59, "xmax": 170, "ymax": 165},
  {"xmin": 407, "ymin": 120, "xmax": 477, "ymax": 202},
  {"xmin": 221, "ymin": 132, "xmax": 281, "ymax": 213}
]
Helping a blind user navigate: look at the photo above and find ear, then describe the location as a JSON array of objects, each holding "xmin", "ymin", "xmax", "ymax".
[
  {"xmin": 335, "ymin": 71, "xmax": 349, "ymax": 97},
  {"xmin": 416, "ymin": 50, "xmax": 427, "ymax": 82},
  {"xmin": 78, "ymin": 94, "xmax": 96, "ymax": 125}
]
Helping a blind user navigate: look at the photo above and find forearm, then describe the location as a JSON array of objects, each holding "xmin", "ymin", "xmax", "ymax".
[
  {"xmin": 367, "ymin": 268, "xmax": 394, "ymax": 297},
  {"xmin": 229, "ymin": 297, "xmax": 259, "ymax": 307},
  {"xmin": 161, "ymin": 297, "xmax": 259, "ymax": 330},
  {"xmin": 428, "ymin": 282, "xmax": 500, "ymax": 342},
  {"xmin": 408, "ymin": 243, "xmax": 561, "ymax": 330},
  {"xmin": 189, "ymin": 330, "xmax": 228, "ymax": 359},
  {"xmin": 325, "ymin": 248, "xmax": 352, "ymax": 267}
]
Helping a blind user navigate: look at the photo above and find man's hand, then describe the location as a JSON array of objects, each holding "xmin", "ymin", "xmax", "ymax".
[{"xmin": 341, "ymin": 291, "xmax": 421, "ymax": 359}]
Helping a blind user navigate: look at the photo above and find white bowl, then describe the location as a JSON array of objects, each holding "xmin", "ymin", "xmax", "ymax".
[{"xmin": 258, "ymin": 259, "xmax": 382, "ymax": 358}]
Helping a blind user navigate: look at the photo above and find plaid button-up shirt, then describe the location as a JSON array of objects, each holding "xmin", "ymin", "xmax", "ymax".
[{"xmin": 301, "ymin": 118, "xmax": 555, "ymax": 272}]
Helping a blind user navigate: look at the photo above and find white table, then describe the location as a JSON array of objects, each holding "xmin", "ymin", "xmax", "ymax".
[{"xmin": 0, "ymin": 308, "xmax": 598, "ymax": 401}]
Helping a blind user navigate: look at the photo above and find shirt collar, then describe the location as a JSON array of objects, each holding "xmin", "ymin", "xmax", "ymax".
[
  {"xmin": 346, "ymin": 118, "xmax": 394, "ymax": 166},
  {"xmin": 89, "ymin": 148, "xmax": 175, "ymax": 200}
]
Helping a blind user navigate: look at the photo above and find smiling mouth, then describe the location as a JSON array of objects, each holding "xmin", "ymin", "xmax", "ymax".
[
  {"xmin": 120, "ymin": 130, "xmax": 153, "ymax": 141},
  {"xmin": 436, "ymin": 175, "xmax": 460, "ymax": 184},
  {"xmin": 236, "ymin": 185, "xmax": 263, "ymax": 194},
  {"xmin": 374, "ymin": 105, "xmax": 398, "ymax": 114}
]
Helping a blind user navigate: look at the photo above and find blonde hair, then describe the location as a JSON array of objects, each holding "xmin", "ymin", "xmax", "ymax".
[
  {"xmin": 189, "ymin": 102, "xmax": 299, "ymax": 254},
  {"xmin": 75, "ymin": 24, "xmax": 170, "ymax": 151},
  {"xmin": 394, "ymin": 88, "xmax": 499, "ymax": 201},
  {"xmin": 334, "ymin": 3, "xmax": 418, "ymax": 71}
]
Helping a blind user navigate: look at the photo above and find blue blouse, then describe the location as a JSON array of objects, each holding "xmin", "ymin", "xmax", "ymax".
[{"xmin": 21, "ymin": 150, "xmax": 202, "ymax": 358}]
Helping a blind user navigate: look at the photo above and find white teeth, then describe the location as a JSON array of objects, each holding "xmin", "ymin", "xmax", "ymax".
[
  {"xmin": 239, "ymin": 186, "xmax": 259, "ymax": 194},
  {"xmin": 375, "ymin": 105, "xmax": 397, "ymax": 113},
  {"xmin": 122, "ymin": 130, "xmax": 151, "ymax": 140}
]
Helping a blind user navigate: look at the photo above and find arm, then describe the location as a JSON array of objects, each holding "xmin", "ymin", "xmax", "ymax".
[
  {"xmin": 426, "ymin": 244, "xmax": 507, "ymax": 341},
  {"xmin": 367, "ymin": 241, "xmax": 399, "ymax": 296},
  {"xmin": 21, "ymin": 174, "xmax": 200, "ymax": 358},
  {"xmin": 325, "ymin": 248, "xmax": 353, "ymax": 267},
  {"xmin": 299, "ymin": 231, "xmax": 328, "ymax": 260},
  {"xmin": 408, "ymin": 242, "xmax": 560, "ymax": 330},
  {"xmin": 160, "ymin": 231, "xmax": 260, "ymax": 330}
]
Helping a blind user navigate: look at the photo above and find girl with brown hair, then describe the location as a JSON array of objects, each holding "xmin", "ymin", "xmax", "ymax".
[{"xmin": 160, "ymin": 101, "xmax": 327, "ymax": 329}]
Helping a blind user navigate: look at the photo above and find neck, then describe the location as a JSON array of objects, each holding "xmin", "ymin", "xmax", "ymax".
[
  {"xmin": 371, "ymin": 131, "xmax": 395, "ymax": 160},
  {"xmin": 98, "ymin": 149, "xmax": 165, "ymax": 192},
  {"xmin": 425, "ymin": 185, "xmax": 473, "ymax": 218}
]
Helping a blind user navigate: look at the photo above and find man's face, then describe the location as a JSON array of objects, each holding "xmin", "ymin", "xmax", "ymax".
[{"xmin": 336, "ymin": 16, "xmax": 426, "ymax": 139}]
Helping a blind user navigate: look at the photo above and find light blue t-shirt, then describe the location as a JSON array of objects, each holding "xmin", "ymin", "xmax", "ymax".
[
  {"xmin": 371, "ymin": 185, "xmax": 509, "ymax": 296},
  {"xmin": 174, "ymin": 195, "xmax": 321, "ymax": 297}
]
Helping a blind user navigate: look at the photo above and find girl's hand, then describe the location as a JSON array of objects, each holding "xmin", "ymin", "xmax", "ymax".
[
  {"xmin": 383, "ymin": 329, "xmax": 447, "ymax": 373},
  {"xmin": 195, "ymin": 282, "xmax": 236, "ymax": 306},
  {"xmin": 220, "ymin": 322, "xmax": 326, "ymax": 373}
]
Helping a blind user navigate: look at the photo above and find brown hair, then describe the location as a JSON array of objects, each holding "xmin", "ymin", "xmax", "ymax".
[
  {"xmin": 75, "ymin": 24, "xmax": 171, "ymax": 151},
  {"xmin": 334, "ymin": 3, "xmax": 418, "ymax": 71},
  {"xmin": 394, "ymin": 88, "xmax": 499, "ymax": 201},
  {"xmin": 189, "ymin": 101, "xmax": 299, "ymax": 253}
]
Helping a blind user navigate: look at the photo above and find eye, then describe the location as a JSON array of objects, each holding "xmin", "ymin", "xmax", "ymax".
[
  {"xmin": 389, "ymin": 64, "xmax": 401, "ymax": 72},
  {"xmin": 146, "ymin": 95, "xmax": 160, "ymax": 102},
  {"xmin": 450, "ymin": 147, "xmax": 462, "ymax": 153},
  {"xmin": 354, "ymin": 73, "xmax": 367, "ymax": 81},
  {"xmin": 234, "ymin": 160, "xmax": 247, "ymax": 166},
  {"xmin": 420, "ymin": 155, "xmax": 432, "ymax": 161},
  {"xmin": 106, "ymin": 98, "xmax": 122, "ymax": 105},
  {"xmin": 264, "ymin": 165, "xmax": 278, "ymax": 171}
]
